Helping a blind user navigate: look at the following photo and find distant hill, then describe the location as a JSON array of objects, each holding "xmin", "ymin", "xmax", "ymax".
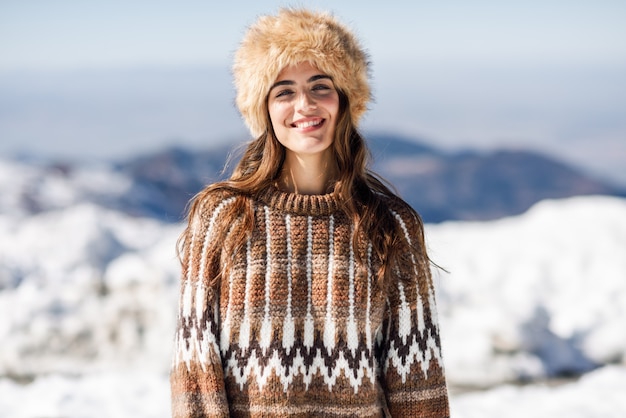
[
  {"xmin": 367, "ymin": 134, "xmax": 625, "ymax": 222},
  {"xmin": 114, "ymin": 134, "xmax": 625, "ymax": 223},
  {"xmin": 112, "ymin": 145, "xmax": 233, "ymax": 221},
  {"xmin": 3, "ymin": 134, "xmax": 621, "ymax": 223}
]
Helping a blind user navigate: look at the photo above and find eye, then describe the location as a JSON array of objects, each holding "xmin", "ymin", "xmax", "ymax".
[
  {"xmin": 274, "ymin": 89, "xmax": 294, "ymax": 98},
  {"xmin": 312, "ymin": 84, "xmax": 332, "ymax": 92}
]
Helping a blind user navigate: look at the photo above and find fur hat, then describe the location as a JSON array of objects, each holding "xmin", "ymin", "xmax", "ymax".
[{"xmin": 233, "ymin": 8, "xmax": 371, "ymax": 138}]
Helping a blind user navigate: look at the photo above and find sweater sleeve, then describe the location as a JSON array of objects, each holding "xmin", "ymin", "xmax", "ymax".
[
  {"xmin": 379, "ymin": 207, "xmax": 450, "ymax": 417},
  {"xmin": 170, "ymin": 197, "xmax": 232, "ymax": 418}
]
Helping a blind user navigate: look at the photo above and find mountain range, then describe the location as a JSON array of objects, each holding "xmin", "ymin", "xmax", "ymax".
[{"xmin": 112, "ymin": 134, "xmax": 624, "ymax": 223}]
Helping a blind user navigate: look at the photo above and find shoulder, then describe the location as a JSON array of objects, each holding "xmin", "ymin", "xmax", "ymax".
[
  {"xmin": 381, "ymin": 193, "xmax": 423, "ymax": 227},
  {"xmin": 375, "ymin": 193, "xmax": 426, "ymax": 251},
  {"xmin": 187, "ymin": 186, "xmax": 249, "ymax": 231},
  {"xmin": 195, "ymin": 186, "xmax": 241, "ymax": 212}
]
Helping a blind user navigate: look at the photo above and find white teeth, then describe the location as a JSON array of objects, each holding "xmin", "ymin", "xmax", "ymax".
[{"xmin": 295, "ymin": 120, "xmax": 322, "ymax": 129}]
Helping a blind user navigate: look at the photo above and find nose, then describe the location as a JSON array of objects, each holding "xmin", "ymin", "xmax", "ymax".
[{"xmin": 295, "ymin": 90, "xmax": 316, "ymax": 112}]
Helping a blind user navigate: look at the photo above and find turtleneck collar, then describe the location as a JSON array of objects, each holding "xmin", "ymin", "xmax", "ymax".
[{"xmin": 256, "ymin": 185, "xmax": 343, "ymax": 216}]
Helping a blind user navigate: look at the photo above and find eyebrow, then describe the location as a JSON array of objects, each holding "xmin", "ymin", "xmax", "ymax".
[{"xmin": 269, "ymin": 74, "xmax": 333, "ymax": 91}]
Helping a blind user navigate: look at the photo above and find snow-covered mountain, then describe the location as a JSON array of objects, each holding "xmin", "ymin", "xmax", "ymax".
[
  {"xmin": 4, "ymin": 133, "xmax": 624, "ymax": 225},
  {"xmin": 1, "ymin": 155, "xmax": 625, "ymax": 417},
  {"xmin": 0, "ymin": 158, "xmax": 135, "ymax": 219}
]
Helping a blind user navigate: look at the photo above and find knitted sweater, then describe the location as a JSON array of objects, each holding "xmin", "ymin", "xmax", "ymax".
[{"xmin": 170, "ymin": 187, "xmax": 450, "ymax": 417}]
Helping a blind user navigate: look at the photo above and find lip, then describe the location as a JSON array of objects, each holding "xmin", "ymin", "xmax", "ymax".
[{"xmin": 290, "ymin": 117, "xmax": 325, "ymax": 130}]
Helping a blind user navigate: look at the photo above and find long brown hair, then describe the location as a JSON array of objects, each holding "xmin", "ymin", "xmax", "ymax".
[{"xmin": 180, "ymin": 90, "xmax": 429, "ymax": 299}]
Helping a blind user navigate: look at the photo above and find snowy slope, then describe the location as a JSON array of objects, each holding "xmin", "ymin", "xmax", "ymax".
[
  {"xmin": 1, "ymin": 195, "xmax": 624, "ymax": 380},
  {"xmin": 428, "ymin": 195, "xmax": 626, "ymax": 387},
  {"xmin": 0, "ymin": 204, "xmax": 181, "ymax": 376},
  {"xmin": 0, "ymin": 172, "xmax": 625, "ymax": 417},
  {"xmin": 451, "ymin": 365, "xmax": 626, "ymax": 418}
]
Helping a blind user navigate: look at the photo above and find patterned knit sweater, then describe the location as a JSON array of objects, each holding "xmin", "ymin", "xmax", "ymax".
[{"xmin": 170, "ymin": 186, "xmax": 450, "ymax": 417}]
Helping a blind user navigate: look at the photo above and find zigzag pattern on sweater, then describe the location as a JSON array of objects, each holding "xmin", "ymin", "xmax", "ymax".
[
  {"xmin": 174, "ymin": 300, "xmax": 442, "ymax": 394},
  {"xmin": 219, "ymin": 321, "xmax": 442, "ymax": 393}
]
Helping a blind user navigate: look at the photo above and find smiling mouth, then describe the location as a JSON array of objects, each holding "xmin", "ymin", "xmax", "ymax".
[{"xmin": 291, "ymin": 119, "xmax": 324, "ymax": 129}]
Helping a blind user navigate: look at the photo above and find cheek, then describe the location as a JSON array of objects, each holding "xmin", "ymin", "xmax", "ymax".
[
  {"xmin": 267, "ymin": 103, "xmax": 278, "ymax": 127},
  {"xmin": 321, "ymin": 96, "xmax": 340, "ymax": 120},
  {"xmin": 268, "ymin": 102, "xmax": 289, "ymax": 126},
  {"xmin": 324, "ymin": 102, "xmax": 340, "ymax": 128}
]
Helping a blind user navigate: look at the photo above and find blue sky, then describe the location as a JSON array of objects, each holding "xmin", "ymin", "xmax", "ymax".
[
  {"xmin": 1, "ymin": 0, "xmax": 625, "ymax": 183},
  {"xmin": 2, "ymin": 0, "xmax": 625, "ymax": 70}
]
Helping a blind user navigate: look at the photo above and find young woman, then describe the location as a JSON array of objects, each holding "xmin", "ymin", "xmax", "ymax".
[{"xmin": 170, "ymin": 8, "xmax": 450, "ymax": 417}]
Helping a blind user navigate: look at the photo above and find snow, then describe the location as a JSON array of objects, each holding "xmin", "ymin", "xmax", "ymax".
[
  {"xmin": 451, "ymin": 365, "xmax": 626, "ymax": 418},
  {"xmin": 1, "ymin": 155, "xmax": 625, "ymax": 417},
  {"xmin": 0, "ymin": 203, "xmax": 181, "ymax": 376},
  {"xmin": 0, "ymin": 372, "xmax": 170, "ymax": 418},
  {"xmin": 426, "ymin": 196, "xmax": 626, "ymax": 387},
  {"xmin": 0, "ymin": 158, "xmax": 132, "ymax": 218}
]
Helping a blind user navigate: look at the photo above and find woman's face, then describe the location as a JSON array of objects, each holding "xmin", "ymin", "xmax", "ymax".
[{"xmin": 267, "ymin": 62, "xmax": 339, "ymax": 161}]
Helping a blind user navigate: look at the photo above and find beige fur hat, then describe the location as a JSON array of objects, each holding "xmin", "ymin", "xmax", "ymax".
[{"xmin": 233, "ymin": 8, "xmax": 371, "ymax": 138}]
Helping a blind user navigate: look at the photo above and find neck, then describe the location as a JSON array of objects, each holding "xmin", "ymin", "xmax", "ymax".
[{"xmin": 277, "ymin": 151, "xmax": 337, "ymax": 195}]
